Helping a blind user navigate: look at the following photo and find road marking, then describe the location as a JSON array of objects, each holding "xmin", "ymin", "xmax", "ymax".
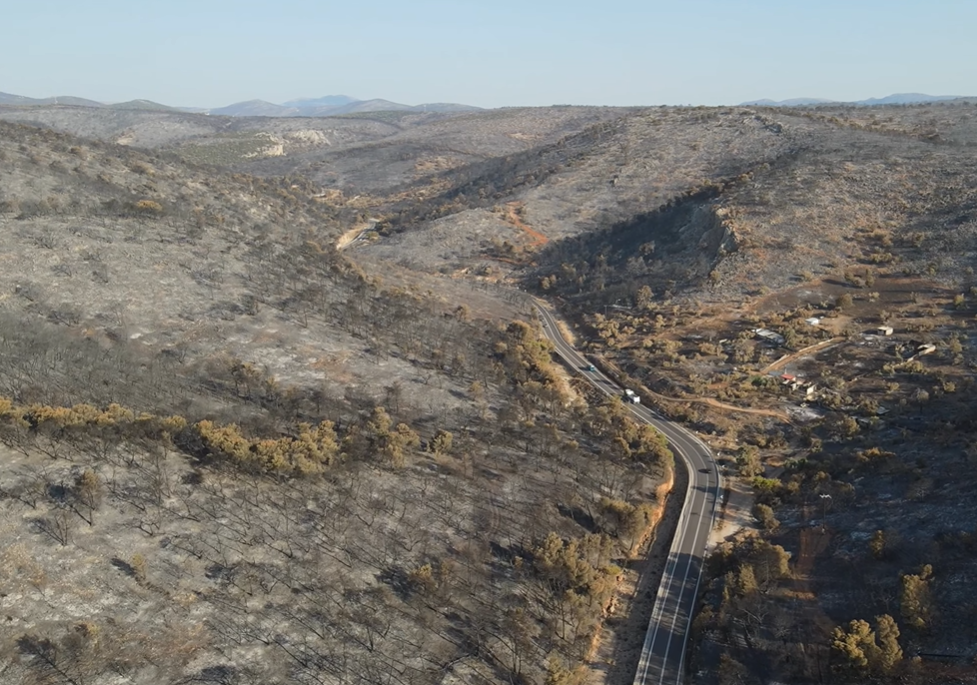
[{"xmin": 533, "ymin": 303, "xmax": 720, "ymax": 685}]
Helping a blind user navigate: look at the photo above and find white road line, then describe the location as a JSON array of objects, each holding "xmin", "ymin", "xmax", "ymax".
[
  {"xmin": 533, "ymin": 303, "xmax": 720, "ymax": 685},
  {"xmin": 657, "ymin": 487, "xmax": 708, "ymax": 685}
]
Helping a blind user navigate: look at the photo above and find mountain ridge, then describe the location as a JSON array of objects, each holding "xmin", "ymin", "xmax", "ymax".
[
  {"xmin": 3, "ymin": 89, "xmax": 970, "ymax": 116},
  {"xmin": 0, "ymin": 90, "xmax": 480, "ymax": 117},
  {"xmin": 283, "ymin": 94, "xmax": 356, "ymax": 108},
  {"xmin": 213, "ymin": 96, "xmax": 481, "ymax": 117},
  {"xmin": 0, "ymin": 91, "xmax": 105, "ymax": 108},
  {"xmin": 740, "ymin": 92, "xmax": 967, "ymax": 107}
]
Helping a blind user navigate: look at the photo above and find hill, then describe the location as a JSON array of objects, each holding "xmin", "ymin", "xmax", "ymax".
[
  {"xmin": 0, "ymin": 103, "xmax": 628, "ymax": 188},
  {"xmin": 324, "ymin": 102, "xmax": 977, "ymax": 683},
  {"xmin": 0, "ymin": 89, "xmax": 480, "ymax": 118},
  {"xmin": 327, "ymin": 102, "xmax": 975, "ymax": 306},
  {"xmin": 857, "ymin": 92, "xmax": 963, "ymax": 105},
  {"xmin": 0, "ymin": 117, "xmax": 674, "ymax": 685},
  {"xmin": 0, "ymin": 91, "xmax": 105, "ymax": 107},
  {"xmin": 283, "ymin": 94, "xmax": 357, "ymax": 108},
  {"xmin": 5, "ymin": 97, "xmax": 977, "ymax": 684},
  {"xmin": 209, "ymin": 99, "xmax": 299, "ymax": 117},
  {"xmin": 740, "ymin": 92, "xmax": 969, "ymax": 107},
  {"xmin": 740, "ymin": 97, "xmax": 835, "ymax": 106},
  {"xmin": 107, "ymin": 98, "xmax": 181, "ymax": 111},
  {"xmin": 214, "ymin": 96, "xmax": 480, "ymax": 117}
]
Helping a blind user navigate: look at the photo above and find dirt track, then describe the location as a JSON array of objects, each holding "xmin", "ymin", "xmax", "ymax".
[
  {"xmin": 760, "ymin": 337, "xmax": 845, "ymax": 374},
  {"xmin": 505, "ymin": 202, "xmax": 548, "ymax": 247},
  {"xmin": 632, "ymin": 374, "xmax": 792, "ymax": 424}
]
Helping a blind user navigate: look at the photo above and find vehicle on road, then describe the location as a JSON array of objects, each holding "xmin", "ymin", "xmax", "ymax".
[
  {"xmin": 534, "ymin": 300, "xmax": 718, "ymax": 685},
  {"xmin": 587, "ymin": 364, "xmax": 597, "ymax": 372}
]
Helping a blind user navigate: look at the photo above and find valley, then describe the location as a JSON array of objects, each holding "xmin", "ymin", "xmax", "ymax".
[{"xmin": 1, "ymin": 97, "xmax": 976, "ymax": 685}]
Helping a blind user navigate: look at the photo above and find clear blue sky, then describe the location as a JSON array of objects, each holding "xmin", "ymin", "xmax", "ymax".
[{"xmin": 2, "ymin": 0, "xmax": 974, "ymax": 108}]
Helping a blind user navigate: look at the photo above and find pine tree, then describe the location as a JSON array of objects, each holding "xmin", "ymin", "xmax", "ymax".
[
  {"xmin": 74, "ymin": 469, "xmax": 102, "ymax": 525},
  {"xmin": 900, "ymin": 564, "xmax": 934, "ymax": 630},
  {"xmin": 875, "ymin": 614, "xmax": 903, "ymax": 673},
  {"xmin": 831, "ymin": 619, "xmax": 879, "ymax": 672},
  {"xmin": 736, "ymin": 564, "xmax": 759, "ymax": 596},
  {"xmin": 869, "ymin": 529, "xmax": 886, "ymax": 559}
]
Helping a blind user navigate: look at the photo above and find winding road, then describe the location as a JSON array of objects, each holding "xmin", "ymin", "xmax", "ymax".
[{"xmin": 534, "ymin": 303, "xmax": 720, "ymax": 685}]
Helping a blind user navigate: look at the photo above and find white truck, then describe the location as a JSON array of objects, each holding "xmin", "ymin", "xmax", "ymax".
[{"xmin": 624, "ymin": 389, "xmax": 641, "ymax": 404}]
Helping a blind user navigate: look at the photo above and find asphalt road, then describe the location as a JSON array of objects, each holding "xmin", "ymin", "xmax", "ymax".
[{"xmin": 534, "ymin": 303, "xmax": 720, "ymax": 685}]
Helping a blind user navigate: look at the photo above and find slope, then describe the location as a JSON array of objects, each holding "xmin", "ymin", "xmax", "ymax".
[{"xmin": 0, "ymin": 116, "xmax": 676, "ymax": 685}]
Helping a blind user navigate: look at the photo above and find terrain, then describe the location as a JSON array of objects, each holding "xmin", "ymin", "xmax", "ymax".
[
  {"xmin": 0, "ymin": 103, "xmax": 631, "ymax": 191},
  {"xmin": 740, "ymin": 93, "xmax": 969, "ymax": 107},
  {"xmin": 2, "ymin": 96, "xmax": 977, "ymax": 684},
  {"xmin": 0, "ymin": 119, "xmax": 675, "ymax": 684},
  {"xmin": 0, "ymin": 91, "xmax": 480, "ymax": 117}
]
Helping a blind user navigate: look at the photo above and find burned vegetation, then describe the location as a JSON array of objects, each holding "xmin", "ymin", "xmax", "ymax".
[
  {"xmin": 4, "ymin": 95, "xmax": 977, "ymax": 685},
  {"xmin": 0, "ymin": 119, "xmax": 675, "ymax": 685}
]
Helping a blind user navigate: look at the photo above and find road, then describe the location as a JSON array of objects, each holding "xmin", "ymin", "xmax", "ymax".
[{"xmin": 534, "ymin": 303, "xmax": 720, "ymax": 685}]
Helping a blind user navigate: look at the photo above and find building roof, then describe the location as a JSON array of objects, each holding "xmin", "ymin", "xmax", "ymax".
[{"xmin": 754, "ymin": 328, "xmax": 786, "ymax": 344}]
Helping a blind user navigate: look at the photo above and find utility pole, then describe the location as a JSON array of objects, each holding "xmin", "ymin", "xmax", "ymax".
[{"xmin": 819, "ymin": 493, "xmax": 832, "ymax": 532}]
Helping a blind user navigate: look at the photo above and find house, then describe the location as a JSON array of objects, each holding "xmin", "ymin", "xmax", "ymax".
[
  {"xmin": 788, "ymin": 380, "xmax": 817, "ymax": 395},
  {"xmin": 877, "ymin": 325, "xmax": 894, "ymax": 336},
  {"xmin": 755, "ymin": 328, "xmax": 786, "ymax": 345}
]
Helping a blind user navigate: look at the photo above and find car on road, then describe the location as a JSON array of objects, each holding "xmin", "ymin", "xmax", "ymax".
[{"xmin": 587, "ymin": 364, "xmax": 597, "ymax": 372}]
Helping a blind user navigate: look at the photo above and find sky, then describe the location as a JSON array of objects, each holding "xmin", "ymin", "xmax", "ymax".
[{"xmin": 2, "ymin": 0, "xmax": 974, "ymax": 108}]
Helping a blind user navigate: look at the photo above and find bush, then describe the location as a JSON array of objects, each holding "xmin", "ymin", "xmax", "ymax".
[
  {"xmin": 131, "ymin": 199, "xmax": 164, "ymax": 217},
  {"xmin": 735, "ymin": 445, "xmax": 762, "ymax": 477},
  {"xmin": 130, "ymin": 553, "xmax": 148, "ymax": 584},
  {"xmin": 428, "ymin": 429, "xmax": 453, "ymax": 455},
  {"xmin": 752, "ymin": 503, "xmax": 779, "ymax": 531}
]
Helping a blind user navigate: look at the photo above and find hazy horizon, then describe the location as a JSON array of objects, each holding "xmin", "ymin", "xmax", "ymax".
[
  {"xmin": 2, "ymin": 0, "xmax": 974, "ymax": 109},
  {"xmin": 0, "ymin": 91, "xmax": 970, "ymax": 111}
]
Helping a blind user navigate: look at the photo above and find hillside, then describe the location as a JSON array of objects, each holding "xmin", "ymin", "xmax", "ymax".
[
  {"xmin": 0, "ymin": 92, "xmax": 104, "ymax": 108},
  {"xmin": 0, "ymin": 118, "xmax": 676, "ymax": 685},
  {"xmin": 0, "ymin": 103, "xmax": 633, "ymax": 190},
  {"xmin": 107, "ymin": 99, "xmax": 181, "ymax": 112},
  {"xmin": 209, "ymin": 99, "xmax": 299, "ymax": 117},
  {"xmin": 740, "ymin": 93, "xmax": 969, "ymax": 107},
  {"xmin": 319, "ymin": 102, "xmax": 977, "ymax": 310},
  {"xmin": 204, "ymin": 97, "xmax": 478, "ymax": 118},
  {"xmin": 0, "ymin": 104, "xmax": 410, "ymax": 159},
  {"xmin": 521, "ymin": 105, "xmax": 977, "ymax": 307},
  {"xmin": 4, "ymin": 98, "xmax": 977, "ymax": 684},
  {"xmin": 341, "ymin": 101, "xmax": 977, "ymax": 683}
]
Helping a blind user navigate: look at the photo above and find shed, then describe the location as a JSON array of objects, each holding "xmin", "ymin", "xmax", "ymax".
[{"xmin": 755, "ymin": 328, "xmax": 786, "ymax": 345}]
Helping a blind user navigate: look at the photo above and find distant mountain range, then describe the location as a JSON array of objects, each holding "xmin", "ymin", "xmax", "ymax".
[
  {"xmin": 0, "ymin": 92, "xmax": 106, "ymax": 108},
  {"xmin": 207, "ymin": 97, "xmax": 480, "ymax": 117},
  {"xmin": 2, "ymin": 90, "xmax": 971, "ymax": 116},
  {"xmin": 740, "ymin": 93, "xmax": 968, "ymax": 107},
  {"xmin": 0, "ymin": 91, "xmax": 481, "ymax": 117}
]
